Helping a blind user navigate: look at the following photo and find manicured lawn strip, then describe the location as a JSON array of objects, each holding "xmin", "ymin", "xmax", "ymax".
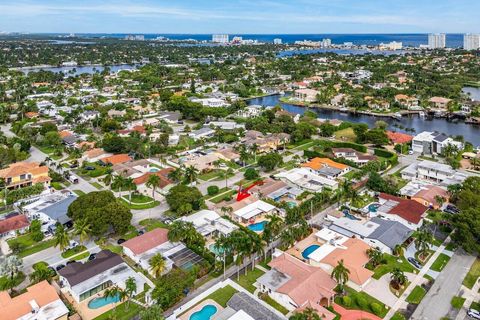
[
  {"xmin": 451, "ymin": 296, "xmax": 466, "ymax": 309},
  {"xmin": 334, "ymin": 287, "xmax": 388, "ymax": 318},
  {"xmin": 72, "ymin": 189, "xmax": 85, "ymax": 196},
  {"xmin": 406, "ymin": 286, "xmax": 426, "ymax": 304},
  {"xmin": 104, "ymin": 245, "xmax": 123, "ymax": 255},
  {"xmin": 470, "ymin": 301, "xmax": 480, "ymax": 310},
  {"xmin": 70, "ymin": 251, "xmax": 90, "ymax": 261},
  {"xmin": 139, "ymin": 218, "xmax": 169, "ymax": 231},
  {"xmin": 120, "ymin": 198, "xmax": 160, "ymax": 210},
  {"xmin": 372, "ymin": 254, "xmax": 416, "ymax": 279},
  {"xmin": 463, "ymin": 259, "xmax": 480, "ymax": 289},
  {"xmin": 430, "ymin": 253, "xmax": 450, "ymax": 272},
  {"xmin": 209, "ymin": 190, "xmax": 236, "ymax": 203},
  {"xmin": 202, "ymin": 285, "xmax": 238, "ymax": 307},
  {"xmin": 51, "ymin": 182, "xmax": 64, "ymax": 190},
  {"xmin": 122, "ymin": 194, "xmax": 155, "ymax": 204},
  {"xmin": 94, "ymin": 301, "xmax": 143, "ymax": 320},
  {"xmin": 90, "ymin": 182, "xmax": 103, "ymax": 189},
  {"xmin": 61, "ymin": 245, "xmax": 87, "ymax": 258},
  {"xmin": 7, "ymin": 233, "xmax": 37, "ymax": 248},
  {"xmin": 13, "ymin": 239, "xmax": 56, "ymax": 258},
  {"xmin": 391, "ymin": 312, "xmax": 407, "ymax": 320},
  {"xmin": 261, "ymin": 294, "xmax": 289, "ymax": 314},
  {"xmin": 199, "ymin": 170, "xmax": 223, "ymax": 181},
  {"xmin": 234, "ymin": 268, "xmax": 264, "ymax": 293},
  {"xmin": 79, "ymin": 163, "xmax": 109, "ymax": 178}
]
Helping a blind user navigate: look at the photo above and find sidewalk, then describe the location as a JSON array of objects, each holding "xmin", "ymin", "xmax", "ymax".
[{"xmin": 455, "ymin": 279, "xmax": 480, "ymax": 319}]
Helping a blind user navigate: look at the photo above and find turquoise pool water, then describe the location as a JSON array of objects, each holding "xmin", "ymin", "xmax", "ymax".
[
  {"xmin": 368, "ymin": 203, "xmax": 380, "ymax": 213},
  {"xmin": 344, "ymin": 211, "xmax": 361, "ymax": 221},
  {"xmin": 190, "ymin": 305, "xmax": 217, "ymax": 320},
  {"xmin": 247, "ymin": 221, "xmax": 267, "ymax": 232},
  {"xmin": 209, "ymin": 244, "xmax": 224, "ymax": 255},
  {"xmin": 287, "ymin": 201, "xmax": 297, "ymax": 208},
  {"xmin": 302, "ymin": 244, "xmax": 320, "ymax": 259},
  {"xmin": 149, "ymin": 167, "xmax": 159, "ymax": 172},
  {"xmin": 88, "ymin": 293, "xmax": 120, "ymax": 309}
]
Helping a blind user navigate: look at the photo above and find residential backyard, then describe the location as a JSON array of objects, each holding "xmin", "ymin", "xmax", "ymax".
[
  {"xmin": 202, "ymin": 285, "xmax": 238, "ymax": 307},
  {"xmin": 234, "ymin": 268, "xmax": 264, "ymax": 293}
]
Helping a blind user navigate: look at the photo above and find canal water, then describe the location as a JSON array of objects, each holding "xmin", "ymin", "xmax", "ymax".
[
  {"xmin": 247, "ymin": 94, "xmax": 480, "ymax": 145},
  {"xmin": 16, "ymin": 64, "xmax": 139, "ymax": 76}
]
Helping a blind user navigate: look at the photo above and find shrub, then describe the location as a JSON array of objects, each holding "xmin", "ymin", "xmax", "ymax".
[
  {"xmin": 342, "ymin": 296, "xmax": 352, "ymax": 307},
  {"xmin": 356, "ymin": 296, "xmax": 368, "ymax": 309},
  {"xmin": 244, "ymin": 168, "xmax": 259, "ymax": 180},
  {"xmin": 370, "ymin": 302, "xmax": 383, "ymax": 315},
  {"xmin": 207, "ymin": 185, "xmax": 220, "ymax": 196}
]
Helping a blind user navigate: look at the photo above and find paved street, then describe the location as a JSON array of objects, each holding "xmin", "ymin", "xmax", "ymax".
[{"xmin": 411, "ymin": 250, "xmax": 476, "ymax": 320}]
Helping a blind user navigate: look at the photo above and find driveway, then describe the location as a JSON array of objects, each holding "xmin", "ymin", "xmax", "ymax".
[
  {"xmin": 411, "ymin": 250, "xmax": 476, "ymax": 320},
  {"xmin": 363, "ymin": 272, "xmax": 417, "ymax": 308}
]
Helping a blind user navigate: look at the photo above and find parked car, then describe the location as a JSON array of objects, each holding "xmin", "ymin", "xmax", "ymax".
[
  {"xmin": 84, "ymin": 166, "xmax": 95, "ymax": 171},
  {"xmin": 444, "ymin": 204, "xmax": 460, "ymax": 214},
  {"xmin": 64, "ymin": 240, "xmax": 79, "ymax": 251},
  {"xmin": 137, "ymin": 229, "xmax": 145, "ymax": 235},
  {"xmin": 66, "ymin": 260, "xmax": 75, "ymax": 265},
  {"xmin": 468, "ymin": 309, "xmax": 480, "ymax": 319},
  {"xmin": 117, "ymin": 238, "xmax": 126, "ymax": 245},
  {"xmin": 88, "ymin": 253, "xmax": 97, "ymax": 261},
  {"xmin": 408, "ymin": 257, "xmax": 422, "ymax": 269},
  {"xmin": 55, "ymin": 264, "xmax": 65, "ymax": 271}
]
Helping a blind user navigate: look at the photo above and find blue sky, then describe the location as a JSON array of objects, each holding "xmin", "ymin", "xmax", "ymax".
[{"xmin": 0, "ymin": 0, "xmax": 479, "ymax": 34}]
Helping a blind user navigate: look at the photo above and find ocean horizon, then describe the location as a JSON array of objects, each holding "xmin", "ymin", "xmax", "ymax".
[{"xmin": 39, "ymin": 33, "xmax": 465, "ymax": 48}]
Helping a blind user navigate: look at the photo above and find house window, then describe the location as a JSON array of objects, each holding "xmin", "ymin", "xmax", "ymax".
[{"xmin": 79, "ymin": 280, "xmax": 113, "ymax": 301}]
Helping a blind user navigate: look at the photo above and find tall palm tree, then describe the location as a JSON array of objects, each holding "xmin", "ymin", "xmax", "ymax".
[
  {"xmin": 139, "ymin": 305, "xmax": 165, "ymax": 320},
  {"xmin": 220, "ymin": 206, "xmax": 233, "ymax": 216},
  {"xmin": 124, "ymin": 277, "xmax": 137, "ymax": 309},
  {"xmin": 124, "ymin": 177, "xmax": 135, "ymax": 202},
  {"xmin": 414, "ymin": 227, "xmax": 433, "ymax": 260},
  {"xmin": 74, "ymin": 219, "xmax": 91, "ymax": 245},
  {"xmin": 184, "ymin": 165, "xmax": 199, "ymax": 185},
  {"xmin": 366, "ymin": 247, "xmax": 383, "ymax": 268},
  {"xmin": 53, "ymin": 224, "xmax": 70, "ymax": 252},
  {"xmin": 331, "ymin": 259, "xmax": 350, "ymax": 293},
  {"xmin": 214, "ymin": 233, "xmax": 231, "ymax": 280},
  {"xmin": 167, "ymin": 221, "xmax": 186, "ymax": 242},
  {"xmin": 146, "ymin": 174, "xmax": 161, "ymax": 200},
  {"xmin": 149, "ymin": 253, "xmax": 166, "ymax": 278},
  {"xmin": 112, "ymin": 175, "xmax": 125, "ymax": 197},
  {"xmin": 250, "ymin": 143, "xmax": 259, "ymax": 162},
  {"xmin": 167, "ymin": 167, "xmax": 183, "ymax": 183},
  {"xmin": 224, "ymin": 168, "xmax": 234, "ymax": 188},
  {"xmin": 390, "ymin": 268, "xmax": 408, "ymax": 290},
  {"xmin": 103, "ymin": 169, "xmax": 114, "ymax": 189}
]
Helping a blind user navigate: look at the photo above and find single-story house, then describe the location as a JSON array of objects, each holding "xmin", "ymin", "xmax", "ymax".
[{"xmin": 0, "ymin": 214, "xmax": 30, "ymax": 239}]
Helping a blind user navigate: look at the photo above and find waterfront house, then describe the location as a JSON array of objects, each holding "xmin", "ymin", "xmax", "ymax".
[
  {"xmin": 0, "ymin": 161, "xmax": 51, "ymax": 190},
  {"xmin": 386, "ymin": 131, "xmax": 413, "ymax": 145},
  {"xmin": 256, "ymin": 251, "xmax": 336, "ymax": 316},
  {"xmin": 429, "ymin": 96, "xmax": 452, "ymax": 110},
  {"xmin": 411, "ymin": 131, "xmax": 463, "ymax": 155},
  {"xmin": 394, "ymin": 94, "xmax": 419, "ymax": 108},
  {"xmin": 0, "ymin": 280, "xmax": 69, "ymax": 320},
  {"xmin": 331, "ymin": 148, "xmax": 377, "ymax": 166},
  {"xmin": 58, "ymin": 250, "xmax": 145, "ymax": 303},
  {"xmin": 293, "ymin": 89, "xmax": 319, "ymax": 102}
]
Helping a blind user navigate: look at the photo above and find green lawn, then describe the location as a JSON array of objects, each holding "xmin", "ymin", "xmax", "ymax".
[
  {"xmin": 234, "ymin": 268, "xmax": 265, "ymax": 293},
  {"xmin": 70, "ymin": 251, "xmax": 90, "ymax": 261},
  {"xmin": 51, "ymin": 182, "xmax": 64, "ymax": 190},
  {"xmin": 122, "ymin": 194, "xmax": 155, "ymax": 204},
  {"xmin": 334, "ymin": 128, "xmax": 357, "ymax": 142},
  {"xmin": 199, "ymin": 169, "xmax": 224, "ymax": 181},
  {"xmin": 445, "ymin": 242, "xmax": 457, "ymax": 251},
  {"xmin": 463, "ymin": 259, "xmax": 480, "ymax": 289},
  {"xmin": 8, "ymin": 234, "xmax": 56, "ymax": 258},
  {"xmin": 203, "ymin": 285, "xmax": 238, "ymax": 307},
  {"xmin": 470, "ymin": 301, "xmax": 480, "ymax": 311},
  {"xmin": 79, "ymin": 163, "xmax": 109, "ymax": 178},
  {"xmin": 61, "ymin": 245, "xmax": 87, "ymax": 258},
  {"xmin": 334, "ymin": 287, "xmax": 388, "ymax": 318},
  {"xmin": 72, "ymin": 189, "xmax": 85, "ymax": 196},
  {"xmin": 261, "ymin": 294, "xmax": 289, "ymax": 315},
  {"xmin": 139, "ymin": 218, "xmax": 169, "ymax": 231},
  {"xmin": 94, "ymin": 301, "xmax": 143, "ymax": 320},
  {"xmin": 430, "ymin": 253, "xmax": 451, "ymax": 272},
  {"xmin": 90, "ymin": 182, "xmax": 103, "ymax": 189},
  {"xmin": 120, "ymin": 198, "xmax": 160, "ymax": 210},
  {"xmin": 209, "ymin": 190, "xmax": 236, "ymax": 204},
  {"xmin": 372, "ymin": 254, "xmax": 416, "ymax": 279},
  {"xmin": 451, "ymin": 296, "xmax": 466, "ymax": 309},
  {"xmin": 406, "ymin": 286, "xmax": 426, "ymax": 304},
  {"xmin": 104, "ymin": 244, "xmax": 123, "ymax": 255},
  {"xmin": 391, "ymin": 312, "xmax": 407, "ymax": 320},
  {"xmin": 0, "ymin": 272, "xmax": 25, "ymax": 290}
]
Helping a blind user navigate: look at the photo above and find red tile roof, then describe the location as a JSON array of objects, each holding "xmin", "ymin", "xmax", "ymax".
[
  {"xmin": 121, "ymin": 228, "xmax": 169, "ymax": 255},
  {"xmin": 0, "ymin": 215, "xmax": 29, "ymax": 234},
  {"xmin": 386, "ymin": 131, "xmax": 413, "ymax": 144},
  {"xmin": 379, "ymin": 193, "xmax": 429, "ymax": 224},
  {"xmin": 101, "ymin": 154, "xmax": 132, "ymax": 165},
  {"xmin": 133, "ymin": 168, "xmax": 174, "ymax": 187}
]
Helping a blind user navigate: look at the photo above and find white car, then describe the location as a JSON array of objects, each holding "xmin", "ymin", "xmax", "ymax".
[{"xmin": 468, "ymin": 309, "xmax": 480, "ymax": 320}]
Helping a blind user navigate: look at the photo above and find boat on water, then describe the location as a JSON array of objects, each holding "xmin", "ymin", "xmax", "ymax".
[
  {"xmin": 419, "ymin": 111, "xmax": 426, "ymax": 118},
  {"xmin": 392, "ymin": 112, "xmax": 402, "ymax": 120},
  {"xmin": 339, "ymin": 106, "xmax": 349, "ymax": 113}
]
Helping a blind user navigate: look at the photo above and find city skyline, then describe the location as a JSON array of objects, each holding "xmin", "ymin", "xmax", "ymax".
[{"xmin": 1, "ymin": 0, "xmax": 480, "ymax": 34}]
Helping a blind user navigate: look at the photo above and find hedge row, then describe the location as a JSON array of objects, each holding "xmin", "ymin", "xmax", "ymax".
[{"xmin": 374, "ymin": 148, "xmax": 398, "ymax": 166}]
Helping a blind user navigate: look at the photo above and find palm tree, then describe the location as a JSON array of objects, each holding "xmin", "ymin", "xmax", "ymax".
[
  {"xmin": 102, "ymin": 286, "xmax": 125, "ymax": 317},
  {"xmin": 331, "ymin": 259, "xmax": 350, "ymax": 293},
  {"xmin": 146, "ymin": 174, "xmax": 161, "ymax": 200},
  {"xmin": 124, "ymin": 277, "xmax": 137, "ymax": 309},
  {"xmin": 53, "ymin": 224, "xmax": 70, "ymax": 252},
  {"xmin": 280, "ymin": 228, "xmax": 296, "ymax": 249},
  {"xmin": 263, "ymin": 215, "xmax": 284, "ymax": 258},
  {"xmin": 393, "ymin": 244, "xmax": 403, "ymax": 256},
  {"xmin": 366, "ymin": 247, "xmax": 383, "ymax": 268},
  {"xmin": 250, "ymin": 143, "xmax": 259, "ymax": 162},
  {"xmin": 112, "ymin": 175, "xmax": 125, "ymax": 197},
  {"xmin": 220, "ymin": 206, "xmax": 233, "ymax": 216},
  {"xmin": 103, "ymin": 169, "xmax": 114, "ymax": 189},
  {"xmin": 168, "ymin": 167, "xmax": 183, "ymax": 183},
  {"xmin": 30, "ymin": 263, "xmax": 54, "ymax": 283},
  {"xmin": 390, "ymin": 268, "xmax": 408, "ymax": 290},
  {"xmin": 214, "ymin": 234, "xmax": 231, "ymax": 279},
  {"xmin": 184, "ymin": 165, "xmax": 199, "ymax": 185},
  {"xmin": 139, "ymin": 305, "xmax": 165, "ymax": 320},
  {"xmin": 414, "ymin": 227, "xmax": 433, "ymax": 260},
  {"xmin": 124, "ymin": 177, "xmax": 135, "ymax": 202},
  {"xmin": 149, "ymin": 253, "xmax": 166, "ymax": 278},
  {"xmin": 74, "ymin": 219, "xmax": 91, "ymax": 245}
]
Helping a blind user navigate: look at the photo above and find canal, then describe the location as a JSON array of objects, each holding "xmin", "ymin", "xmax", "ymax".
[{"xmin": 247, "ymin": 94, "xmax": 480, "ymax": 145}]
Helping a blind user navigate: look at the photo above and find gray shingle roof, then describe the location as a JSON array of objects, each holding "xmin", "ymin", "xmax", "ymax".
[
  {"xmin": 40, "ymin": 194, "xmax": 77, "ymax": 224},
  {"xmin": 227, "ymin": 292, "xmax": 285, "ymax": 320},
  {"xmin": 368, "ymin": 217, "xmax": 413, "ymax": 250}
]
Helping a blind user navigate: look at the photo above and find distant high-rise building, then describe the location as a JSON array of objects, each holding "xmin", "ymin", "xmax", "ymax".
[
  {"xmin": 273, "ymin": 38, "xmax": 282, "ymax": 45},
  {"xmin": 464, "ymin": 33, "xmax": 480, "ymax": 50},
  {"xmin": 428, "ymin": 33, "xmax": 446, "ymax": 49},
  {"xmin": 212, "ymin": 34, "xmax": 229, "ymax": 43}
]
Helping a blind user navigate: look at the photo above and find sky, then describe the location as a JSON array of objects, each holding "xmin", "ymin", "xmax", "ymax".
[{"xmin": 0, "ymin": 0, "xmax": 479, "ymax": 34}]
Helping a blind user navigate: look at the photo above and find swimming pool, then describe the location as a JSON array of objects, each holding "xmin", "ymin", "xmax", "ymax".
[
  {"xmin": 208, "ymin": 244, "xmax": 224, "ymax": 255},
  {"xmin": 149, "ymin": 167, "xmax": 159, "ymax": 172},
  {"xmin": 247, "ymin": 221, "xmax": 267, "ymax": 232},
  {"xmin": 302, "ymin": 244, "xmax": 320, "ymax": 259},
  {"xmin": 344, "ymin": 210, "xmax": 361, "ymax": 221},
  {"xmin": 368, "ymin": 203, "xmax": 380, "ymax": 213},
  {"xmin": 88, "ymin": 293, "xmax": 120, "ymax": 309},
  {"xmin": 287, "ymin": 201, "xmax": 297, "ymax": 208},
  {"xmin": 189, "ymin": 304, "xmax": 217, "ymax": 320}
]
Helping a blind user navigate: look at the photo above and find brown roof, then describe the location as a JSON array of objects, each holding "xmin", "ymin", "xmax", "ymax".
[
  {"xmin": 122, "ymin": 228, "xmax": 169, "ymax": 255},
  {"xmin": 58, "ymin": 250, "xmax": 123, "ymax": 286},
  {"xmin": 101, "ymin": 154, "xmax": 132, "ymax": 165},
  {"xmin": 413, "ymin": 186, "xmax": 449, "ymax": 207},
  {"xmin": 386, "ymin": 131, "xmax": 413, "ymax": 144},
  {"xmin": 321, "ymin": 238, "xmax": 373, "ymax": 286},
  {"xmin": 59, "ymin": 130, "xmax": 73, "ymax": 138},
  {"xmin": 250, "ymin": 178, "xmax": 287, "ymax": 196},
  {"xmin": 133, "ymin": 168, "xmax": 174, "ymax": 187},
  {"xmin": 0, "ymin": 215, "xmax": 29, "ymax": 234},
  {"xmin": 0, "ymin": 281, "xmax": 65, "ymax": 320},
  {"xmin": 379, "ymin": 193, "xmax": 429, "ymax": 224},
  {"xmin": 269, "ymin": 253, "xmax": 336, "ymax": 306},
  {"xmin": 85, "ymin": 148, "xmax": 108, "ymax": 159},
  {"xmin": 0, "ymin": 162, "xmax": 47, "ymax": 179}
]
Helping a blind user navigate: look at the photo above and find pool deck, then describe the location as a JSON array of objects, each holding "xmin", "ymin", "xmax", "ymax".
[
  {"xmin": 178, "ymin": 299, "xmax": 223, "ymax": 320},
  {"xmin": 286, "ymin": 230, "xmax": 324, "ymax": 262},
  {"xmin": 62, "ymin": 288, "xmax": 121, "ymax": 320}
]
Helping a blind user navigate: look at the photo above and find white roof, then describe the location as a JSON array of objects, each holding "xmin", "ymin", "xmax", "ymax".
[
  {"xmin": 180, "ymin": 210, "xmax": 238, "ymax": 236},
  {"xmin": 332, "ymin": 217, "xmax": 379, "ymax": 237},
  {"xmin": 276, "ymin": 168, "xmax": 338, "ymax": 192},
  {"xmin": 308, "ymin": 229, "xmax": 349, "ymax": 262},
  {"xmin": 413, "ymin": 131, "xmax": 435, "ymax": 142},
  {"xmin": 234, "ymin": 200, "xmax": 275, "ymax": 220}
]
